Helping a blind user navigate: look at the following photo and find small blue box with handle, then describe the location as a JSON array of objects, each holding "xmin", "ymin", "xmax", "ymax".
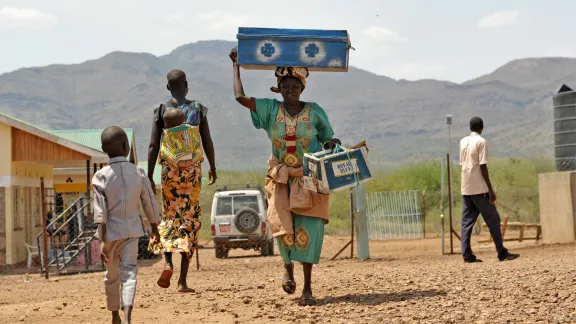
[
  {"xmin": 302, "ymin": 142, "xmax": 373, "ymax": 194},
  {"xmin": 236, "ymin": 27, "xmax": 353, "ymax": 72}
]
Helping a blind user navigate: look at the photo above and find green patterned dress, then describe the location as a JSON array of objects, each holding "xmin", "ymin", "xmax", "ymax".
[{"xmin": 251, "ymin": 98, "xmax": 334, "ymax": 264}]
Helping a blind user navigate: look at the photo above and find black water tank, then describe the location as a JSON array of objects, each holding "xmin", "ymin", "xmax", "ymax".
[{"xmin": 553, "ymin": 84, "xmax": 576, "ymax": 171}]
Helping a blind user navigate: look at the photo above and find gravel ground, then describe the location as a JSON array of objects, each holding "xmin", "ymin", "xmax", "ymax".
[{"xmin": 1, "ymin": 235, "xmax": 575, "ymax": 324}]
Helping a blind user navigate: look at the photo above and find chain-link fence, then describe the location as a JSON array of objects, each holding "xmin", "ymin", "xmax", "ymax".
[
  {"xmin": 366, "ymin": 190, "xmax": 424, "ymax": 240},
  {"xmin": 352, "ymin": 156, "xmax": 552, "ymax": 260}
]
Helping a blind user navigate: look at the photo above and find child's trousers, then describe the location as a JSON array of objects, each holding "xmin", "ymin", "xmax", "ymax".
[{"xmin": 102, "ymin": 237, "xmax": 139, "ymax": 311}]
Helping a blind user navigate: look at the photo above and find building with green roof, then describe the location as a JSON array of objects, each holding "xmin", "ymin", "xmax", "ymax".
[
  {"xmin": 50, "ymin": 128, "xmax": 139, "ymax": 195},
  {"xmin": 51, "ymin": 128, "xmax": 137, "ymax": 163}
]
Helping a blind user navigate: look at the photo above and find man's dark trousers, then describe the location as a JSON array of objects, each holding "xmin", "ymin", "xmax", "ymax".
[{"xmin": 461, "ymin": 193, "xmax": 508, "ymax": 259}]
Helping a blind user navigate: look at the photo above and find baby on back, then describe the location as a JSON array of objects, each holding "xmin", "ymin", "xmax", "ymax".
[
  {"xmin": 163, "ymin": 108, "xmax": 186, "ymax": 129},
  {"xmin": 158, "ymin": 108, "xmax": 204, "ymax": 169}
]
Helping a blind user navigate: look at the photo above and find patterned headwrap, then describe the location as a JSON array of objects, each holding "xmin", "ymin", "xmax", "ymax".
[{"xmin": 270, "ymin": 66, "xmax": 309, "ymax": 93}]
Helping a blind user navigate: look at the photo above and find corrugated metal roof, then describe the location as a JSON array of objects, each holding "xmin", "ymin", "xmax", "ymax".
[{"xmin": 50, "ymin": 128, "xmax": 134, "ymax": 152}]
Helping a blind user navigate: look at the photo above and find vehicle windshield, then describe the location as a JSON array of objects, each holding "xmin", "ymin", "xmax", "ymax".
[{"xmin": 215, "ymin": 195, "xmax": 259, "ymax": 216}]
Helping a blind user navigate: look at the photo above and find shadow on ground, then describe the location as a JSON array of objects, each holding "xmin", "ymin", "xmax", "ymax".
[{"xmin": 320, "ymin": 289, "xmax": 447, "ymax": 306}]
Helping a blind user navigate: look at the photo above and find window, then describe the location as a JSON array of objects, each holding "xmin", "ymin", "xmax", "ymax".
[
  {"xmin": 215, "ymin": 197, "xmax": 232, "ymax": 216},
  {"xmin": 232, "ymin": 195, "xmax": 259, "ymax": 214},
  {"xmin": 215, "ymin": 195, "xmax": 259, "ymax": 216}
]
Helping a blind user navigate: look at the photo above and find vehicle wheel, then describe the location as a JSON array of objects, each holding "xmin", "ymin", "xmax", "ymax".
[
  {"xmin": 234, "ymin": 208, "xmax": 260, "ymax": 234},
  {"xmin": 261, "ymin": 240, "xmax": 270, "ymax": 257},
  {"xmin": 215, "ymin": 243, "xmax": 228, "ymax": 259},
  {"xmin": 267, "ymin": 238, "xmax": 274, "ymax": 256}
]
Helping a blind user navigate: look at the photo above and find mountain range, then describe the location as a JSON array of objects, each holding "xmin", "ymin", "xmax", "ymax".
[{"xmin": 0, "ymin": 40, "xmax": 572, "ymax": 170}]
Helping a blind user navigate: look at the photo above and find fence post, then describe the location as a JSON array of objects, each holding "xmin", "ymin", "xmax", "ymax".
[
  {"xmin": 354, "ymin": 184, "xmax": 370, "ymax": 261},
  {"xmin": 422, "ymin": 190, "xmax": 426, "ymax": 239},
  {"xmin": 447, "ymin": 153, "xmax": 454, "ymax": 254}
]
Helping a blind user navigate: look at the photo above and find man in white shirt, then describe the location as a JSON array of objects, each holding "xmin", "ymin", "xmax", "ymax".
[{"xmin": 459, "ymin": 117, "xmax": 519, "ymax": 263}]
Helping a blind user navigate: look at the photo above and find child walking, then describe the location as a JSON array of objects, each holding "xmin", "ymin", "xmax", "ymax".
[{"xmin": 93, "ymin": 126, "xmax": 161, "ymax": 324}]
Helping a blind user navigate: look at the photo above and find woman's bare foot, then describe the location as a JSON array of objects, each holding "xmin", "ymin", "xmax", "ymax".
[
  {"xmin": 284, "ymin": 263, "xmax": 295, "ymax": 281},
  {"xmin": 299, "ymin": 263, "xmax": 316, "ymax": 306},
  {"xmin": 176, "ymin": 252, "xmax": 192, "ymax": 293},
  {"xmin": 176, "ymin": 284, "xmax": 195, "ymax": 293},
  {"xmin": 282, "ymin": 263, "xmax": 296, "ymax": 294},
  {"xmin": 299, "ymin": 290, "xmax": 316, "ymax": 306}
]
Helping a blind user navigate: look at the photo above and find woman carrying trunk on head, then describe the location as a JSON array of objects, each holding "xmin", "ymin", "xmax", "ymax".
[{"xmin": 229, "ymin": 48, "xmax": 340, "ymax": 306}]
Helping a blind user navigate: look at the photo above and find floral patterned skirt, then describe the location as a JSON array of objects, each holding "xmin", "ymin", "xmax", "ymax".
[{"xmin": 149, "ymin": 164, "xmax": 202, "ymax": 261}]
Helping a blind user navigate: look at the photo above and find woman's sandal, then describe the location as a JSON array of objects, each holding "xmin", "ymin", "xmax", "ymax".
[
  {"xmin": 157, "ymin": 269, "xmax": 173, "ymax": 289},
  {"xmin": 176, "ymin": 287, "xmax": 195, "ymax": 294},
  {"xmin": 281, "ymin": 276, "xmax": 297, "ymax": 295},
  {"xmin": 298, "ymin": 296, "xmax": 317, "ymax": 306}
]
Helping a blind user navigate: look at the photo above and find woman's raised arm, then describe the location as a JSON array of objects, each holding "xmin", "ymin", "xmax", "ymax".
[{"xmin": 230, "ymin": 48, "xmax": 256, "ymax": 111}]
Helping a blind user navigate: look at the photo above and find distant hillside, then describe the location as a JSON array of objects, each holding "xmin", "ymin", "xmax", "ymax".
[{"xmin": 0, "ymin": 40, "xmax": 571, "ymax": 169}]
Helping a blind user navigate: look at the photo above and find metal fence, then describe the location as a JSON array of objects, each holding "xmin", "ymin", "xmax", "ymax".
[{"xmin": 366, "ymin": 190, "xmax": 424, "ymax": 240}]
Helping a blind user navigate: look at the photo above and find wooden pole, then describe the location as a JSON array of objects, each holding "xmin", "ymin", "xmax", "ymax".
[
  {"xmin": 331, "ymin": 188, "xmax": 357, "ymax": 261},
  {"xmin": 441, "ymin": 158, "xmax": 445, "ymax": 255},
  {"xmin": 85, "ymin": 160, "xmax": 91, "ymax": 269},
  {"xmin": 40, "ymin": 178, "xmax": 49, "ymax": 279},
  {"xmin": 446, "ymin": 153, "xmax": 454, "ymax": 254},
  {"xmin": 330, "ymin": 241, "xmax": 352, "ymax": 261}
]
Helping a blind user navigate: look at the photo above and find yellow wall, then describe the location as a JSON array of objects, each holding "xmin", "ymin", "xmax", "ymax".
[
  {"xmin": 6, "ymin": 162, "xmax": 53, "ymax": 265},
  {"xmin": 0, "ymin": 123, "xmax": 11, "ymax": 176},
  {"xmin": 0, "ymin": 123, "xmax": 11, "ymax": 265},
  {"xmin": 53, "ymin": 174, "xmax": 93, "ymax": 194},
  {"xmin": 1, "ymin": 158, "xmax": 54, "ymax": 265},
  {"xmin": 53, "ymin": 174, "xmax": 90, "ymax": 185},
  {"xmin": 12, "ymin": 162, "xmax": 53, "ymax": 179},
  {"xmin": 54, "ymin": 183, "xmax": 90, "ymax": 193}
]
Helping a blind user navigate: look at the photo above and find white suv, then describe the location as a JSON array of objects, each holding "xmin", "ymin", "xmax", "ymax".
[{"xmin": 210, "ymin": 183, "xmax": 274, "ymax": 258}]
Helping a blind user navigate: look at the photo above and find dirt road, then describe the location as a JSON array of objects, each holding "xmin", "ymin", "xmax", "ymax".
[{"xmin": 1, "ymin": 236, "xmax": 575, "ymax": 323}]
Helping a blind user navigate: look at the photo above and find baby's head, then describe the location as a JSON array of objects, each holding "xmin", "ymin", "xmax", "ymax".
[{"xmin": 163, "ymin": 109, "xmax": 186, "ymax": 128}]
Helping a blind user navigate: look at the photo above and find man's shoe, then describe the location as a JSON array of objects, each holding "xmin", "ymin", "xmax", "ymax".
[
  {"xmin": 498, "ymin": 252, "xmax": 520, "ymax": 262},
  {"xmin": 464, "ymin": 256, "xmax": 483, "ymax": 263}
]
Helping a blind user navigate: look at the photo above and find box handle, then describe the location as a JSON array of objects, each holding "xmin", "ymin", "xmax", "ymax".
[{"xmin": 333, "ymin": 143, "xmax": 361, "ymax": 186}]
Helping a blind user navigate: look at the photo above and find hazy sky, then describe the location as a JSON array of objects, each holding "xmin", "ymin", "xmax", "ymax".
[{"xmin": 1, "ymin": 0, "xmax": 575, "ymax": 82}]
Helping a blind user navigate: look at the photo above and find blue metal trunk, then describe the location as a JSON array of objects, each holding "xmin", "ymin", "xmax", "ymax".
[{"xmin": 236, "ymin": 27, "xmax": 352, "ymax": 72}]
